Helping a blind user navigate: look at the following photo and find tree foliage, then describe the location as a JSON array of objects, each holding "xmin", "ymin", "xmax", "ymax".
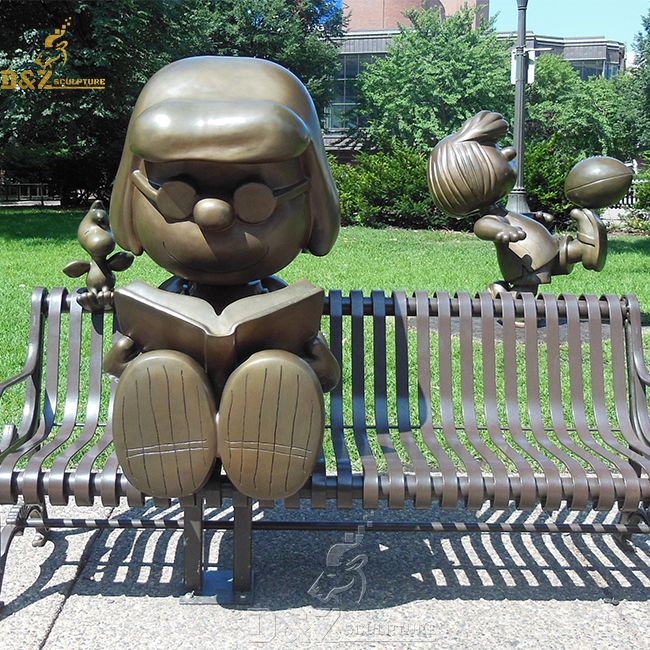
[
  {"xmin": 523, "ymin": 136, "xmax": 583, "ymax": 222},
  {"xmin": 631, "ymin": 7, "xmax": 650, "ymax": 153},
  {"xmin": 0, "ymin": 0, "xmax": 342, "ymax": 202},
  {"xmin": 526, "ymin": 54, "xmax": 637, "ymax": 161},
  {"xmin": 524, "ymin": 54, "xmax": 638, "ymax": 219},
  {"xmin": 354, "ymin": 6, "xmax": 512, "ymax": 152}
]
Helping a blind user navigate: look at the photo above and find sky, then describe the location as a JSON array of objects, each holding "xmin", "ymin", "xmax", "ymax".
[{"xmin": 489, "ymin": 0, "xmax": 648, "ymax": 49}]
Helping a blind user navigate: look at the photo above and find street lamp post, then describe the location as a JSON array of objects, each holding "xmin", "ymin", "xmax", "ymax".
[{"xmin": 506, "ymin": 0, "xmax": 531, "ymax": 214}]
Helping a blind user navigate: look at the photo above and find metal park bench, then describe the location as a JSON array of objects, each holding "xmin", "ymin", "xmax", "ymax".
[{"xmin": 2, "ymin": 287, "xmax": 650, "ymax": 605}]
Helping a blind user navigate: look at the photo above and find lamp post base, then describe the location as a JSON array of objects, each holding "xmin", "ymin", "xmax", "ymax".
[{"xmin": 506, "ymin": 187, "xmax": 531, "ymax": 214}]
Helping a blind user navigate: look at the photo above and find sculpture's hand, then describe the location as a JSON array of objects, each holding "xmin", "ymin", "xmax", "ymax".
[
  {"xmin": 534, "ymin": 211, "xmax": 555, "ymax": 226},
  {"xmin": 303, "ymin": 332, "xmax": 340, "ymax": 392},
  {"xmin": 77, "ymin": 287, "xmax": 114, "ymax": 312},
  {"xmin": 104, "ymin": 334, "xmax": 139, "ymax": 379},
  {"xmin": 495, "ymin": 226, "xmax": 526, "ymax": 243}
]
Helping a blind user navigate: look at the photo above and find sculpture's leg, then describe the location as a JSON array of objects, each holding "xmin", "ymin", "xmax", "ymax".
[
  {"xmin": 563, "ymin": 208, "xmax": 608, "ymax": 272},
  {"xmin": 218, "ymin": 350, "xmax": 324, "ymax": 501},
  {"xmin": 112, "ymin": 350, "xmax": 219, "ymax": 499},
  {"xmin": 614, "ymin": 507, "xmax": 650, "ymax": 553}
]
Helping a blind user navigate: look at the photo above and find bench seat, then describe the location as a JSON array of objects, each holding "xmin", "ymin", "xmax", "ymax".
[{"xmin": 2, "ymin": 288, "xmax": 650, "ymax": 513}]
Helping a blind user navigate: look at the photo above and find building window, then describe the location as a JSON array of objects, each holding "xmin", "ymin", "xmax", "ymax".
[
  {"xmin": 603, "ymin": 60, "xmax": 620, "ymax": 79},
  {"xmin": 571, "ymin": 59, "xmax": 605, "ymax": 80},
  {"xmin": 324, "ymin": 53, "xmax": 379, "ymax": 132}
]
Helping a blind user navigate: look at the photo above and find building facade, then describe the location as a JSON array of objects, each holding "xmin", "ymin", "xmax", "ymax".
[
  {"xmin": 325, "ymin": 0, "xmax": 626, "ymax": 137},
  {"xmin": 345, "ymin": 0, "xmax": 489, "ymax": 31}
]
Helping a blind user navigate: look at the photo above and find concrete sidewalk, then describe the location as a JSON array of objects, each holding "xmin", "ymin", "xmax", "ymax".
[{"xmin": 1, "ymin": 500, "xmax": 649, "ymax": 649}]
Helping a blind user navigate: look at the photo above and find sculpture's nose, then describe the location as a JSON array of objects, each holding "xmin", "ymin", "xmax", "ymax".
[{"xmin": 193, "ymin": 198, "xmax": 234, "ymax": 230}]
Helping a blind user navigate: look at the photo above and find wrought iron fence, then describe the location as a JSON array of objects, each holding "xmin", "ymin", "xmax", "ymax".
[
  {"xmin": 0, "ymin": 182, "xmax": 59, "ymax": 204},
  {"xmin": 612, "ymin": 178, "xmax": 644, "ymax": 209}
]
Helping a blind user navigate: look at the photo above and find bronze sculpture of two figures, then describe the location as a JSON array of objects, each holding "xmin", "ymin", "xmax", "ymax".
[{"xmin": 66, "ymin": 56, "xmax": 631, "ymax": 503}]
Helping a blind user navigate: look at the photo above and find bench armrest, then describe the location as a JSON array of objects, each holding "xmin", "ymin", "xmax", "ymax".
[
  {"xmin": 0, "ymin": 288, "xmax": 47, "ymax": 450},
  {"xmin": 0, "ymin": 288, "xmax": 46, "ymax": 397},
  {"xmin": 627, "ymin": 296, "xmax": 650, "ymax": 386},
  {"xmin": 0, "ymin": 363, "xmax": 40, "ymax": 399}
]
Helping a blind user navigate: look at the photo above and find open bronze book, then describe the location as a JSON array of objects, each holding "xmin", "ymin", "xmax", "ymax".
[{"xmin": 113, "ymin": 279, "xmax": 324, "ymax": 389}]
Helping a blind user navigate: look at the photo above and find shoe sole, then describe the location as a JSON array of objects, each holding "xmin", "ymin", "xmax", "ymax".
[
  {"xmin": 113, "ymin": 350, "xmax": 217, "ymax": 498},
  {"xmin": 218, "ymin": 350, "xmax": 324, "ymax": 500}
]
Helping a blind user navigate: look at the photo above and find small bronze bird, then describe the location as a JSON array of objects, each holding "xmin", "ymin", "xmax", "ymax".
[{"xmin": 64, "ymin": 200, "xmax": 133, "ymax": 310}]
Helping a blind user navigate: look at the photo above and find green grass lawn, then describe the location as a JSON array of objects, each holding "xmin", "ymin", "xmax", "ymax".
[
  {"xmin": 1, "ymin": 207, "xmax": 649, "ymax": 473},
  {"xmin": 2, "ymin": 206, "xmax": 650, "ymax": 378}
]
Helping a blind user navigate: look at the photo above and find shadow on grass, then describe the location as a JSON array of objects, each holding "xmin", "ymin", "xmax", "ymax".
[
  {"xmin": 609, "ymin": 237, "xmax": 650, "ymax": 256},
  {"xmin": 0, "ymin": 208, "xmax": 84, "ymax": 241}
]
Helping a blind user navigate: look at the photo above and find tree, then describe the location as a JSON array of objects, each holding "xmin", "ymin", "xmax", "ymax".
[
  {"xmin": 526, "ymin": 54, "xmax": 635, "ymax": 160},
  {"xmin": 524, "ymin": 54, "xmax": 638, "ymax": 217},
  {"xmin": 587, "ymin": 73, "xmax": 639, "ymax": 161},
  {"xmin": 0, "ymin": 0, "xmax": 342, "ymax": 203},
  {"xmin": 354, "ymin": 6, "xmax": 512, "ymax": 153},
  {"xmin": 631, "ymin": 6, "xmax": 650, "ymax": 153}
]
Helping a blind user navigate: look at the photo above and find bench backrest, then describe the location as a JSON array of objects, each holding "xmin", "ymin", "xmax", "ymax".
[{"xmin": 0, "ymin": 288, "xmax": 649, "ymax": 510}]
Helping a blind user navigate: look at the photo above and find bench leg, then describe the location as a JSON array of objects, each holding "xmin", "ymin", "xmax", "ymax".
[
  {"xmin": 183, "ymin": 500, "xmax": 204, "ymax": 593},
  {"xmin": 31, "ymin": 501, "xmax": 49, "ymax": 548},
  {"xmin": 614, "ymin": 507, "xmax": 650, "ymax": 553},
  {"xmin": 179, "ymin": 492, "xmax": 254, "ymax": 605},
  {"xmin": 232, "ymin": 493, "xmax": 253, "ymax": 604},
  {"xmin": 0, "ymin": 501, "xmax": 46, "ymax": 608}
]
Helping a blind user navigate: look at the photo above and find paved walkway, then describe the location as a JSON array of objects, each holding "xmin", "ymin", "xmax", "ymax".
[{"xmin": 1, "ymin": 499, "xmax": 649, "ymax": 649}]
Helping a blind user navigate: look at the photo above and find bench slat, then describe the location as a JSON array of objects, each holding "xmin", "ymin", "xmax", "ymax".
[
  {"xmin": 394, "ymin": 291, "xmax": 431, "ymax": 508},
  {"xmin": 327, "ymin": 290, "xmax": 353, "ymax": 508},
  {"xmin": 351, "ymin": 290, "xmax": 380, "ymax": 508},
  {"xmin": 587, "ymin": 296, "xmax": 650, "ymax": 507},
  {"xmin": 605, "ymin": 295, "xmax": 650, "ymax": 488},
  {"xmin": 501, "ymin": 293, "xmax": 564, "ymax": 510},
  {"xmin": 437, "ymin": 292, "xmax": 484, "ymax": 509},
  {"xmin": 370, "ymin": 291, "xmax": 401, "ymax": 507},
  {"xmin": 568, "ymin": 295, "xmax": 638, "ymax": 510},
  {"xmin": 458, "ymin": 292, "xmax": 511, "ymax": 509},
  {"xmin": 66, "ymin": 309, "xmax": 109, "ymax": 506},
  {"xmin": 22, "ymin": 290, "xmax": 85, "ymax": 504},
  {"xmin": 478, "ymin": 292, "xmax": 537, "ymax": 509},
  {"xmin": 415, "ymin": 290, "xmax": 457, "ymax": 509}
]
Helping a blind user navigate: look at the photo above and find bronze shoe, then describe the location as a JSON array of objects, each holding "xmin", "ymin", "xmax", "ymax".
[
  {"xmin": 112, "ymin": 350, "xmax": 218, "ymax": 498},
  {"xmin": 218, "ymin": 349, "xmax": 324, "ymax": 500}
]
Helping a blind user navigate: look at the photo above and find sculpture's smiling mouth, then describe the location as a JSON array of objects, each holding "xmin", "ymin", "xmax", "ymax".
[{"xmin": 162, "ymin": 240, "xmax": 268, "ymax": 273}]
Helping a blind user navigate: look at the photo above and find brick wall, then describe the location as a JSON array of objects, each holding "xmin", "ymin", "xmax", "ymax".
[
  {"xmin": 441, "ymin": 0, "xmax": 489, "ymax": 23},
  {"xmin": 345, "ymin": 0, "xmax": 488, "ymax": 31}
]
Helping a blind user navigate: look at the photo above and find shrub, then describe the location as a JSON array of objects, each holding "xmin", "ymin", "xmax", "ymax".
[
  {"xmin": 619, "ymin": 208, "xmax": 650, "ymax": 234},
  {"xmin": 618, "ymin": 171, "xmax": 650, "ymax": 232},
  {"xmin": 523, "ymin": 136, "xmax": 583, "ymax": 228},
  {"xmin": 328, "ymin": 144, "xmax": 463, "ymax": 229},
  {"xmin": 633, "ymin": 171, "xmax": 650, "ymax": 210}
]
